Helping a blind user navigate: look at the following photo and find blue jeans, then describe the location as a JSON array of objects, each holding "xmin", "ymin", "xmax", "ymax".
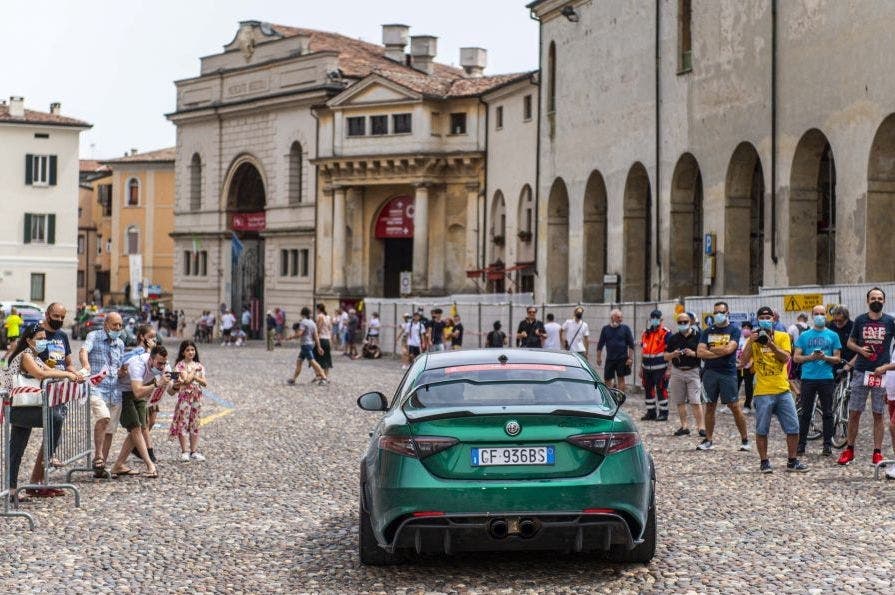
[{"xmin": 754, "ymin": 392, "xmax": 799, "ymax": 436}]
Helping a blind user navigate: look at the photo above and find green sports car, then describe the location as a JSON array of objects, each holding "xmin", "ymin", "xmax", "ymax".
[{"xmin": 356, "ymin": 348, "xmax": 656, "ymax": 565}]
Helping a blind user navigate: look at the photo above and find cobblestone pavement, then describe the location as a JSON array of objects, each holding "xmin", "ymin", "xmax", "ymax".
[{"xmin": 4, "ymin": 342, "xmax": 895, "ymax": 593}]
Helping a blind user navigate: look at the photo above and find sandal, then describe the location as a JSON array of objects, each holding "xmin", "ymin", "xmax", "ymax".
[
  {"xmin": 141, "ymin": 470, "xmax": 158, "ymax": 479},
  {"xmin": 92, "ymin": 457, "xmax": 105, "ymax": 470},
  {"xmin": 111, "ymin": 468, "xmax": 140, "ymax": 477},
  {"xmin": 50, "ymin": 458, "xmax": 64, "ymax": 468}
]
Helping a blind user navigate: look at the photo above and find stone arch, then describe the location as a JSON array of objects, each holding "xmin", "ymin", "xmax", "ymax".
[
  {"xmin": 724, "ymin": 142, "xmax": 765, "ymax": 293},
  {"xmin": 582, "ymin": 170, "xmax": 608, "ymax": 301},
  {"xmin": 223, "ymin": 154, "xmax": 267, "ymax": 212},
  {"xmin": 622, "ymin": 162, "xmax": 652, "ymax": 301},
  {"xmin": 516, "ymin": 185, "xmax": 534, "ymax": 260},
  {"xmin": 490, "ymin": 190, "xmax": 507, "ymax": 262},
  {"xmin": 546, "ymin": 178, "xmax": 569, "ymax": 302},
  {"xmin": 668, "ymin": 153, "xmax": 703, "ymax": 298},
  {"xmin": 788, "ymin": 129, "xmax": 836, "ymax": 285},
  {"xmin": 866, "ymin": 114, "xmax": 895, "ymax": 281}
]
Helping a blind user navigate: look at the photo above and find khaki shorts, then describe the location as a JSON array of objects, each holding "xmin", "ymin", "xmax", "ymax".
[
  {"xmin": 90, "ymin": 394, "xmax": 111, "ymax": 422},
  {"xmin": 106, "ymin": 403, "xmax": 123, "ymax": 434},
  {"xmin": 668, "ymin": 367, "xmax": 702, "ymax": 406}
]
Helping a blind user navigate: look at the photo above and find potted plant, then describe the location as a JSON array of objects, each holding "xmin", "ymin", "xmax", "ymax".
[
  {"xmin": 492, "ymin": 234, "xmax": 505, "ymax": 246},
  {"xmin": 517, "ymin": 230, "xmax": 533, "ymax": 242}
]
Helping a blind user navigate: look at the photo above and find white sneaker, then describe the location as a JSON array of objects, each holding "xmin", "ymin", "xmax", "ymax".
[
  {"xmin": 739, "ymin": 439, "xmax": 752, "ymax": 452},
  {"xmin": 180, "ymin": 452, "xmax": 190, "ymax": 462},
  {"xmin": 886, "ymin": 465, "xmax": 895, "ymax": 480},
  {"xmin": 190, "ymin": 452, "xmax": 206, "ymax": 462}
]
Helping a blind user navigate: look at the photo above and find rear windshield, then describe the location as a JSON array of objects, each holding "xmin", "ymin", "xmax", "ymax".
[{"xmin": 405, "ymin": 364, "xmax": 611, "ymax": 410}]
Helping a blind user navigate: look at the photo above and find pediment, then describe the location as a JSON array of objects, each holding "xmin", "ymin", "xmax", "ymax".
[{"xmin": 328, "ymin": 75, "xmax": 421, "ymax": 108}]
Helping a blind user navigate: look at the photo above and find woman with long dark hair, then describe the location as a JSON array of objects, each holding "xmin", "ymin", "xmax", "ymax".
[
  {"xmin": 2, "ymin": 323, "xmax": 80, "ymax": 504},
  {"xmin": 169, "ymin": 340, "xmax": 207, "ymax": 461}
]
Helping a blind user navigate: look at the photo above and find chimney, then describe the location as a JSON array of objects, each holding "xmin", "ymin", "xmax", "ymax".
[
  {"xmin": 9, "ymin": 96, "xmax": 25, "ymax": 118},
  {"xmin": 382, "ymin": 24, "xmax": 409, "ymax": 63},
  {"xmin": 50, "ymin": 102, "xmax": 61, "ymax": 115},
  {"xmin": 410, "ymin": 35, "xmax": 437, "ymax": 75},
  {"xmin": 130, "ymin": 148, "xmax": 138, "ymax": 156},
  {"xmin": 460, "ymin": 47, "xmax": 487, "ymax": 78}
]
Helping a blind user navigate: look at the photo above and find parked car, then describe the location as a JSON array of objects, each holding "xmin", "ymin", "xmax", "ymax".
[
  {"xmin": 0, "ymin": 302, "xmax": 44, "ymax": 326},
  {"xmin": 355, "ymin": 349, "xmax": 656, "ymax": 565}
]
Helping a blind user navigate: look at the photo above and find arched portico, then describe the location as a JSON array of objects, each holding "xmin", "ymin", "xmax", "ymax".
[
  {"xmin": 546, "ymin": 178, "xmax": 569, "ymax": 303},
  {"xmin": 668, "ymin": 153, "xmax": 703, "ymax": 298},
  {"xmin": 724, "ymin": 142, "xmax": 765, "ymax": 294},
  {"xmin": 583, "ymin": 171, "xmax": 608, "ymax": 301},
  {"xmin": 867, "ymin": 114, "xmax": 895, "ymax": 281},
  {"xmin": 622, "ymin": 163, "xmax": 652, "ymax": 301}
]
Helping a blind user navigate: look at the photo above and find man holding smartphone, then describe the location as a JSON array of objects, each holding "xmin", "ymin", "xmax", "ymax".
[{"xmin": 793, "ymin": 304, "xmax": 842, "ymax": 456}]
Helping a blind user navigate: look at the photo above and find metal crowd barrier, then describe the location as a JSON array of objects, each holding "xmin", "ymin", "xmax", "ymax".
[{"xmin": 1, "ymin": 389, "xmax": 35, "ymax": 529}]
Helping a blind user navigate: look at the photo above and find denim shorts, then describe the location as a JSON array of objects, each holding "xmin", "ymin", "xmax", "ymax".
[
  {"xmin": 298, "ymin": 344, "xmax": 316, "ymax": 361},
  {"xmin": 753, "ymin": 392, "xmax": 799, "ymax": 436},
  {"xmin": 849, "ymin": 373, "xmax": 887, "ymax": 414},
  {"xmin": 702, "ymin": 369, "xmax": 739, "ymax": 404}
]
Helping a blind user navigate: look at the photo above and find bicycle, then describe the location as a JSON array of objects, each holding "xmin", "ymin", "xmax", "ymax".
[
  {"xmin": 795, "ymin": 391, "xmax": 823, "ymax": 442},
  {"xmin": 830, "ymin": 369, "xmax": 851, "ymax": 449}
]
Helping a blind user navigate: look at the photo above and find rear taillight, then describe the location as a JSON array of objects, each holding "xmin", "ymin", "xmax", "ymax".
[
  {"xmin": 378, "ymin": 435, "xmax": 458, "ymax": 459},
  {"xmin": 567, "ymin": 432, "xmax": 640, "ymax": 454}
]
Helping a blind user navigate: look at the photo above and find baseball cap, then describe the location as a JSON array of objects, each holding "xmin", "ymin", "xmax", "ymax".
[
  {"xmin": 650, "ymin": 309, "xmax": 662, "ymax": 319},
  {"xmin": 756, "ymin": 306, "xmax": 774, "ymax": 318}
]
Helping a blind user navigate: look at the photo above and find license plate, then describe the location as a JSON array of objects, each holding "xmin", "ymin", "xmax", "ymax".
[{"xmin": 470, "ymin": 446, "xmax": 555, "ymax": 466}]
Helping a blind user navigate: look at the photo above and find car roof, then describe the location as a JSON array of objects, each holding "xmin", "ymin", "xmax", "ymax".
[{"xmin": 421, "ymin": 348, "xmax": 586, "ymax": 371}]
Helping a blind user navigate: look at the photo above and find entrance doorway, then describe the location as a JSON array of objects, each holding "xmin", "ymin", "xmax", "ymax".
[
  {"xmin": 231, "ymin": 236, "xmax": 264, "ymax": 314},
  {"xmin": 226, "ymin": 159, "xmax": 266, "ymax": 312},
  {"xmin": 383, "ymin": 239, "xmax": 413, "ymax": 297}
]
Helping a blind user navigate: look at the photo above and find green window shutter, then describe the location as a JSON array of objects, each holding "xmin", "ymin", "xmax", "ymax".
[
  {"xmin": 25, "ymin": 154, "xmax": 33, "ymax": 185},
  {"xmin": 24, "ymin": 213, "xmax": 32, "ymax": 243},
  {"xmin": 49, "ymin": 155, "xmax": 58, "ymax": 186},
  {"xmin": 47, "ymin": 214, "xmax": 56, "ymax": 244}
]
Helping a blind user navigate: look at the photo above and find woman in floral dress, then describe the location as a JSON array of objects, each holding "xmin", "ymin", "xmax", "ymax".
[{"xmin": 168, "ymin": 340, "xmax": 207, "ymax": 462}]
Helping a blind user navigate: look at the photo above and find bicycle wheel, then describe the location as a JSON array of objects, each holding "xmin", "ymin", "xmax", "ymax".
[
  {"xmin": 807, "ymin": 397, "xmax": 823, "ymax": 441},
  {"xmin": 832, "ymin": 380, "xmax": 850, "ymax": 448}
]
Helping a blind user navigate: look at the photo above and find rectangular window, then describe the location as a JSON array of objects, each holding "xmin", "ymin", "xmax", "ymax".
[
  {"xmin": 184, "ymin": 251, "xmax": 192, "ymax": 276},
  {"xmin": 526, "ymin": 208, "xmax": 533, "ymax": 233},
  {"xmin": 31, "ymin": 155, "xmax": 49, "ymax": 185},
  {"xmin": 393, "ymin": 113, "xmax": 412, "ymax": 134},
  {"xmin": 127, "ymin": 228, "xmax": 139, "ymax": 255},
  {"xmin": 370, "ymin": 115, "xmax": 388, "ymax": 136},
  {"xmin": 299, "ymin": 249, "xmax": 310, "ymax": 277},
  {"xmin": 678, "ymin": 0, "xmax": 692, "ymax": 73},
  {"xmin": 347, "ymin": 116, "xmax": 366, "ymax": 137},
  {"xmin": 30, "ymin": 273, "xmax": 45, "ymax": 302},
  {"xmin": 430, "ymin": 111, "xmax": 442, "ymax": 136},
  {"xmin": 26, "ymin": 214, "xmax": 47, "ymax": 243},
  {"xmin": 450, "ymin": 112, "xmax": 467, "ymax": 135},
  {"xmin": 77, "ymin": 270, "xmax": 85, "ymax": 288},
  {"xmin": 495, "ymin": 106, "xmax": 504, "ymax": 130},
  {"xmin": 523, "ymin": 94, "xmax": 533, "ymax": 121},
  {"xmin": 198, "ymin": 251, "xmax": 207, "ymax": 276},
  {"xmin": 280, "ymin": 250, "xmax": 289, "ymax": 276},
  {"xmin": 289, "ymin": 249, "xmax": 299, "ymax": 277},
  {"xmin": 98, "ymin": 184, "xmax": 112, "ymax": 216},
  {"xmin": 97, "ymin": 235, "xmax": 103, "ymax": 255},
  {"xmin": 77, "ymin": 235, "xmax": 86, "ymax": 254}
]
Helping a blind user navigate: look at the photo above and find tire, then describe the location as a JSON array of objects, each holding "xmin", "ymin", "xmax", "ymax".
[
  {"xmin": 358, "ymin": 487, "xmax": 402, "ymax": 566},
  {"xmin": 832, "ymin": 382, "xmax": 850, "ymax": 449},
  {"xmin": 807, "ymin": 398, "xmax": 823, "ymax": 441},
  {"xmin": 606, "ymin": 495, "xmax": 656, "ymax": 564}
]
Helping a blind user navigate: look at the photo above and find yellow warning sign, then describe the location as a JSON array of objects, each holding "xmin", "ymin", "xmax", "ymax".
[{"xmin": 783, "ymin": 293, "xmax": 823, "ymax": 312}]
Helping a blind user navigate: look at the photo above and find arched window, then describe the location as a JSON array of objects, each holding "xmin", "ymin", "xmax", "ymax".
[
  {"xmin": 126, "ymin": 178, "xmax": 140, "ymax": 206},
  {"xmin": 547, "ymin": 41, "xmax": 556, "ymax": 113},
  {"xmin": 126, "ymin": 226, "xmax": 139, "ymax": 255},
  {"xmin": 288, "ymin": 142, "xmax": 302, "ymax": 205},
  {"xmin": 190, "ymin": 153, "xmax": 202, "ymax": 211}
]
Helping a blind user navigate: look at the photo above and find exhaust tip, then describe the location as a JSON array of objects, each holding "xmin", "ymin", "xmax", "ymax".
[
  {"xmin": 488, "ymin": 518, "xmax": 509, "ymax": 539},
  {"xmin": 519, "ymin": 518, "xmax": 539, "ymax": 539}
]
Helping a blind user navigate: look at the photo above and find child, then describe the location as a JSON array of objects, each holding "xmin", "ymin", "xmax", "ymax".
[{"xmin": 168, "ymin": 340, "xmax": 208, "ymax": 462}]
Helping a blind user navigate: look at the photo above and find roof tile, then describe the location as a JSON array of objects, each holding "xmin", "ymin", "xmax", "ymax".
[{"xmin": 0, "ymin": 105, "xmax": 90, "ymax": 127}]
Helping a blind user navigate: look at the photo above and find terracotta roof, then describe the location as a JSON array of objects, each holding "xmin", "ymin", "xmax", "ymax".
[
  {"xmin": 79, "ymin": 159, "xmax": 110, "ymax": 173},
  {"xmin": 268, "ymin": 25, "xmax": 531, "ymax": 98},
  {"xmin": 0, "ymin": 105, "xmax": 91, "ymax": 128},
  {"xmin": 102, "ymin": 147, "xmax": 176, "ymax": 164}
]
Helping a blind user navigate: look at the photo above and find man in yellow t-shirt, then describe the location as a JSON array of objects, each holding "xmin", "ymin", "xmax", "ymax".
[
  {"xmin": 740, "ymin": 305, "xmax": 807, "ymax": 474},
  {"xmin": 3, "ymin": 307, "xmax": 24, "ymax": 362}
]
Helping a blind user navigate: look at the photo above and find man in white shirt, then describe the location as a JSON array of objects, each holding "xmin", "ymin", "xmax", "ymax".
[
  {"xmin": 406, "ymin": 311, "xmax": 425, "ymax": 362},
  {"xmin": 367, "ymin": 312, "xmax": 381, "ymax": 346},
  {"xmin": 561, "ymin": 306, "xmax": 590, "ymax": 358},
  {"xmin": 543, "ymin": 313, "xmax": 562, "ymax": 350},
  {"xmin": 221, "ymin": 309, "xmax": 237, "ymax": 345}
]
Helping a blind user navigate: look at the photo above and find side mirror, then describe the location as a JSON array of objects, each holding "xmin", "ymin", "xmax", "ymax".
[{"xmin": 357, "ymin": 391, "xmax": 388, "ymax": 411}]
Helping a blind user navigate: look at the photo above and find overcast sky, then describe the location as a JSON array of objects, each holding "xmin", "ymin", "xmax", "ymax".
[{"xmin": 0, "ymin": 0, "xmax": 539, "ymax": 159}]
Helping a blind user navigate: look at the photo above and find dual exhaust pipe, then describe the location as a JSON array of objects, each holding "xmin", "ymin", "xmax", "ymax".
[{"xmin": 488, "ymin": 517, "xmax": 539, "ymax": 540}]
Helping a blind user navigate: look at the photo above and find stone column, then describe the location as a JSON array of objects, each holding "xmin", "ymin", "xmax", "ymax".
[
  {"xmin": 412, "ymin": 183, "xmax": 429, "ymax": 293},
  {"xmin": 331, "ymin": 185, "xmax": 346, "ymax": 291},
  {"xmin": 465, "ymin": 182, "xmax": 479, "ymax": 276}
]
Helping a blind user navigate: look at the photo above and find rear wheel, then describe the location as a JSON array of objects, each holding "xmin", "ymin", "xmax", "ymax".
[
  {"xmin": 606, "ymin": 497, "xmax": 656, "ymax": 564},
  {"xmin": 358, "ymin": 487, "xmax": 402, "ymax": 566}
]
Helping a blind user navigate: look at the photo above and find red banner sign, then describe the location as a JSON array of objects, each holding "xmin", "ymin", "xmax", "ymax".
[
  {"xmin": 375, "ymin": 196, "xmax": 414, "ymax": 239},
  {"xmin": 231, "ymin": 211, "xmax": 267, "ymax": 231}
]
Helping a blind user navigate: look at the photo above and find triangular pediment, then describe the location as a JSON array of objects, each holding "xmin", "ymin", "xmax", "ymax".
[{"xmin": 328, "ymin": 74, "xmax": 422, "ymax": 108}]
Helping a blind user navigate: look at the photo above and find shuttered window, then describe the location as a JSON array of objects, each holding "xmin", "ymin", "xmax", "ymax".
[
  {"xmin": 23, "ymin": 213, "xmax": 55, "ymax": 244},
  {"xmin": 25, "ymin": 154, "xmax": 57, "ymax": 186}
]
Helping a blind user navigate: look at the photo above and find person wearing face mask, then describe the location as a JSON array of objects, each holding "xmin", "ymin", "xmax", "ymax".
[
  {"xmin": 793, "ymin": 305, "xmax": 842, "ymax": 456},
  {"xmin": 741, "ymin": 306, "xmax": 805, "ymax": 473},
  {"xmin": 640, "ymin": 309, "xmax": 670, "ymax": 421},
  {"xmin": 826, "ymin": 304, "xmax": 855, "ymax": 376},
  {"xmin": 736, "ymin": 321, "xmax": 755, "ymax": 412},
  {"xmin": 2, "ymin": 323, "xmax": 81, "ymax": 503},
  {"xmin": 665, "ymin": 312, "xmax": 705, "ymax": 437},
  {"xmin": 597, "ymin": 309, "xmax": 635, "ymax": 392},
  {"xmin": 78, "ymin": 312, "xmax": 125, "ymax": 477},
  {"xmin": 696, "ymin": 301, "xmax": 751, "ymax": 452},
  {"xmin": 561, "ymin": 307, "xmax": 590, "ymax": 358},
  {"xmin": 114, "ymin": 324, "xmax": 158, "ymax": 465},
  {"xmin": 839, "ymin": 287, "xmax": 895, "ymax": 467}
]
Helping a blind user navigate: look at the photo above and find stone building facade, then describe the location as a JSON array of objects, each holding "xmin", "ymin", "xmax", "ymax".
[
  {"xmin": 529, "ymin": 0, "xmax": 895, "ymax": 302},
  {"xmin": 168, "ymin": 21, "xmax": 531, "ymax": 320},
  {"xmin": 77, "ymin": 160, "xmax": 112, "ymax": 305}
]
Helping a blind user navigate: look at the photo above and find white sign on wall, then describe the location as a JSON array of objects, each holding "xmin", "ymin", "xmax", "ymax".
[
  {"xmin": 129, "ymin": 254, "xmax": 143, "ymax": 304},
  {"xmin": 400, "ymin": 271, "xmax": 412, "ymax": 296}
]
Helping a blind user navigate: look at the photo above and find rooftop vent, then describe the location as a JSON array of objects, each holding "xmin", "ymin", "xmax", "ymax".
[
  {"xmin": 9, "ymin": 96, "xmax": 25, "ymax": 117},
  {"xmin": 50, "ymin": 102, "xmax": 61, "ymax": 115},
  {"xmin": 382, "ymin": 24, "xmax": 410, "ymax": 63},
  {"xmin": 460, "ymin": 47, "xmax": 487, "ymax": 78},
  {"xmin": 410, "ymin": 35, "xmax": 438, "ymax": 75}
]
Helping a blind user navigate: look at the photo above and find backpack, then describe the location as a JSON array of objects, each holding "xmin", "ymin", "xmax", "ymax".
[{"xmin": 487, "ymin": 330, "xmax": 505, "ymax": 348}]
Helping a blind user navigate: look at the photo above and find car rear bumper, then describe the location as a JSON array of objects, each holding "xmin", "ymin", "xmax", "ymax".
[{"xmin": 385, "ymin": 511, "xmax": 637, "ymax": 554}]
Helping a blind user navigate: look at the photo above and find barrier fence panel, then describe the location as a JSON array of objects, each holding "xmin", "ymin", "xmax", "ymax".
[
  {"xmin": 1, "ymin": 391, "xmax": 35, "ymax": 529},
  {"xmin": 17, "ymin": 378, "xmax": 92, "ymax": 507},
  {"xmin": 684, "ymin": 291, "xmax": 842, "ymax": 330},
  {"xmin": 759, "ymin": 283, "xmax": 895, "ymax": 321}
]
